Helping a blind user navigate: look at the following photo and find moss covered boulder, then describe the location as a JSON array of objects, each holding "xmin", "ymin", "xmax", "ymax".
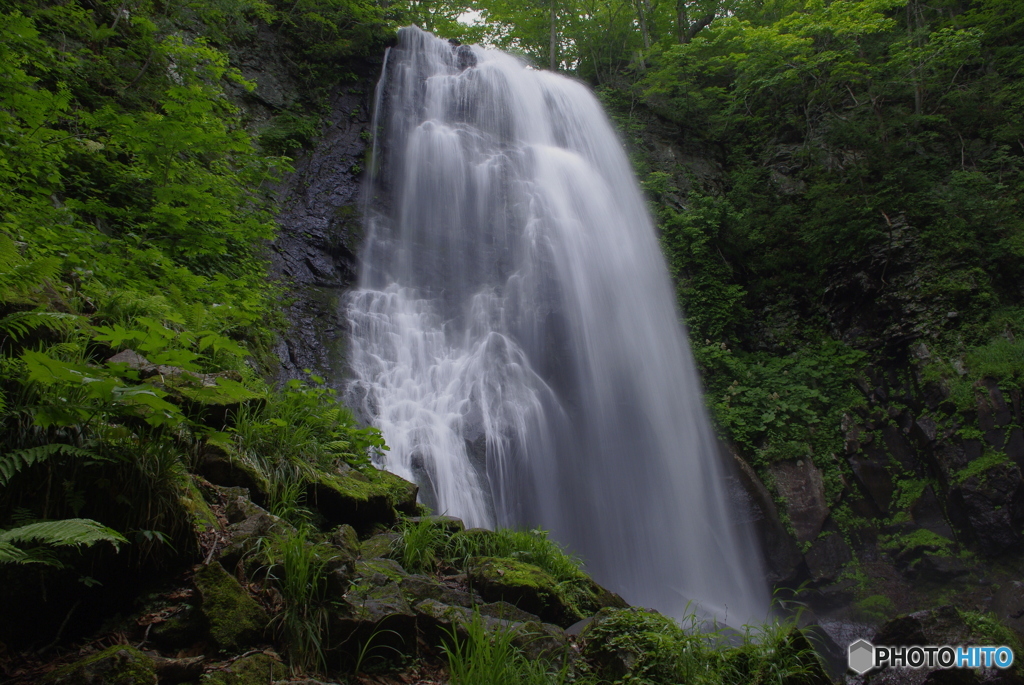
[
  {"xmin": 329, "ymin": 579, "xmax": 418, "ymax": 665},
  {"xmin": 194, "ymin": 562, "xmax": 269, "ymax": 652},
  {"xmin": 468, "ymin": 556, "xmax": 581, "ymax": 627},
  {"xmin": 43, "ymin": 645, "xmax": 157, "ymax": 685},
  {"xmin": 201, "ymin": 653, "xmax": 286, "ymax": 685},
  {"xmin": 307, "ymin": 464, "xmax": 418, "ymax": 533}
]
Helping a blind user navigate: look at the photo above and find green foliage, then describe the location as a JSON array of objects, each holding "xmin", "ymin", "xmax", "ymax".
[
  {"xmin": 951, "ymin": 449, "xmax": 1009, "ymax": 485},
  {"xmin": 231, "ymin": 374, "xmax": 388, "ymax": 479},
  {"xmin": 442, "ymin": 612, "xmax": 569, "ymax": 685},
  {"xmin": 260, "ymin": 111, "xmax": 322, "ymax": 154},
  {"xmin": 445, "ymin": 527, "xmax": 584, "ymax": 585},
  {"xmin": 265, "ymin": 528, "xmax": 338, "ymax": 674},
  {"xmin": 581, "ymin": 606, "xmax": 825, "ymax": 685},
  {"xmin": 0, "ymin": 517, "xmax": 127, "ymax": 567},
  {"xmin": 852, "ymin": 594, "xmax": 895, "ymax": 623},
  {"xmin": 962, "ymin": 610, "xmax": 1023, "ymax": 656},
  {"xmin": 397, "ymin": 516, "xmax": 448, "ymax": 573},
  {"xmin": 704, "ymin": 340, "xmax": 866, "ymax": 469}
]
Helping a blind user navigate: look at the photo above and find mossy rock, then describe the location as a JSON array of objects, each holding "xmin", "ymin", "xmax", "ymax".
[
  {"xmin": 199, "ymin": 450, "xmax": 270, "ymax": 506},
  {"xmin": 406, "ymin": 514, "xmax": 465, "ymax": 534},
  {"xmin": 180, "ymin": 474, "xmax": 221, "ymax": 533},
  {"xmin": 150, "ymin": 605, "xmax": 204, "ymax": 651},
  {"xmin": 200, "ymin": 653, "xmax": 286, "ymax": 685},
  {"xmin": 194, "ymin": 562, "xmax": 269, "ymax": 652},
  {"xmin": 467, "ymin": 556, "xmax": 581, "ymax": 627},
  {"xmin": 400, "ymin": 574, "xmax": 480, "ymax": 608},
  {"xmin": 158, "ymin": 371, "xmax": 264, "ymax": 430},
  {"xmin": 329, "ymin": 523, "xmax": 360, "ymax": 555},
  {"xmin": 307, "ymin": 466, "xmax": 418, "ymax": 533},
  {"xmin": 354, "ymin": 557, "xmax": 409, "ymax": 586},
  {"xmin": 580, "ymin": 607, "xmax": 688, "ymax": 683},
  {"xmin": 359, "ymin": 531, "xmax": 399, "ymax": 560},
  {"xmin": 43, "ymin": 645, "xmax": 157, "ymax": 685},
  {"xmin": 330, "ymin": 580, "xmax": 417, "ymax": 664}
]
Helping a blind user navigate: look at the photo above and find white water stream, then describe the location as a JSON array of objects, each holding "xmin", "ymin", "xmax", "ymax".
[{"xmin": 346, "ymin": 26, "xmax": 768, "ymax": 626}]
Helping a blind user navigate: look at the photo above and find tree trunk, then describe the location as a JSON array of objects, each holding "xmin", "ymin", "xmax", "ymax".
[
  {"xmin": 635, "ymin": 0, "xmax": 651, "ymax": 49},
  {"xmin": 676, "ymin": 0, "xmax": 688, "ymax": 43},
  {"xmin": 550, "ymin": 0, "xmax": 557, "ymax": 71}
]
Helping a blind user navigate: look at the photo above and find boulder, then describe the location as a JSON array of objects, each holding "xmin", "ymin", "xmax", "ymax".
[
  {"xmin": 873, "ymin": 605, "xmax": 971, "ymax": 647},
  {"xmin": 467, "ymin": 557, "xmax": 580, "ymax": 627},
  {"xmin": 862, "ymin": 607, "xmax": 1024, "ymax": 685},
  {"xmin": 307, "ymin": 465, "xmax": 418, "ymax": 533},
  {"xmin": 330, "ymin": 580, "xmax": 417, "ymax": 661},
  {"xmin": 399, "ymin": 574, "xmax": 480, "ymax": 608},
  {"xmin": 354, "ymin": 558, "xmax": 409, "ymax": 585},
  {"xmin": 150, "ymin": 604, "xmax": 205, "ymax": 651},
  {"xmin": 201, "ymin": 653, "xmax": 286, "ymax": 685},
  {"xmin": 360, "ymin": 532, "xmax": 400, "ymax": 560},
  {"xmin": 909, "ymin": 554, "xmax": 973, "ymax": 583},
  {"xmin": 215, "ymin": 491, "xmax": 294, "ymax": 572},
  {"xmin": 412, "ymin": 598, "xmax": 566, "ymax": 660},
  {"xmin": 1006, "ymin": 429, "xmax": 1024, "ymax": 470},
  {"xmin": 479, "ymin": 600, "xmax": 541, "ymax": 623},
  {"xmin": 770, "ymin": 459, "xmax": 830, "ymax": 543},
  {"xmin": 198, "ymin": 449, "xmax": 269, "ymax": 504},
  {"xmin": 194, "ymin": 562, "xmax": 269, "ymax": 652},
  {"xmin": 42, "ymin": 646, "xmax": 157, "ymax": 685},
  {"xmin": 406, "ymin": 514, "xmax": 465, "ymax": 534},
  {"xmin": 882, "ymin": 425, "xmax": 918, "ymax": 473}
]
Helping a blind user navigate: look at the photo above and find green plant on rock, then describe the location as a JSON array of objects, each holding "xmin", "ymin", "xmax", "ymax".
[
  {"xmin": 442, "ymin": 612, "xmax": 569, "ymax": 685},
  {"xmin": 265, "ymin": 527, "xmax": 338, "ymax": 675},
  {"xmin": 397, "ymin": 516, "xmax": 448, "ymax": 573},
  {"xmin": 445, "ymin": 528, "xmax": 584, "ymax": 584},
  {"xmin": 231, "ymin": 374, "xmax": 387, "ymax": 480}
]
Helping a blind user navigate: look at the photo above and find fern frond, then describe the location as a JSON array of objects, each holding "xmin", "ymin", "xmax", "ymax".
[
  {"xmin": 0, "ymin": 518, "xmax": 128, "ymax": 551},
  {"xmin": 0, "ymin": 256, "xmax": 60, "ymax": 299},
  {"xmin": 0, "ymin": 443, "xmax": 98, "ymax": 486},
  {"xmin": 0, "ymin": 540, "xmax": 60, "ymax": 566},
  {"xmin": 0, "ymin": 311, "xmax": 80, "ymax": 341}
]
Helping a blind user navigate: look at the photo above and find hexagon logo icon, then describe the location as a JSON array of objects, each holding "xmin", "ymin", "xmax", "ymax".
[{"xmin": 848, "ymin": 639, "xmax": 875, "ymax": 675}]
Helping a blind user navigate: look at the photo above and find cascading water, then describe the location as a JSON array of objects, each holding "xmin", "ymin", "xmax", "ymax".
[{"xmin": 346, "ymin": 26, "xmax": 768, "ymax": 626}]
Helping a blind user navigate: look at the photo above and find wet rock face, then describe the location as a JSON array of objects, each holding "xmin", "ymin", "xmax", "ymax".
[
  {"xmin": 948, "ymin": 462, "xmax": 1024, "ymax": 556},
  {"xmin": 770, "ymin": 459, "xmax": 830, "ymax": 543},
  {"xmin": 260, "ymin": 65, "xmax": 382, "ymax": 385},
  {"xmin": 728, "ymin": 449, "xmax": 803, "ymax": 583}
]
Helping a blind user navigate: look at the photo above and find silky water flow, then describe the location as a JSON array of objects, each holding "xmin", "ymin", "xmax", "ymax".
[{"xmin": 346, "ymin": 26, "xmax": 768, "ymax": 627}]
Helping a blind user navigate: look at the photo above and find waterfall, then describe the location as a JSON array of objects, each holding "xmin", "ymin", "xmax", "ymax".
[{"xmin": 346, "ymin": 25, "xmax": 768, "ymax": 626}]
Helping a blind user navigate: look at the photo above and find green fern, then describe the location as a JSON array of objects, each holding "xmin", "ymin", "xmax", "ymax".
[
  {"xmin": 0, "ymin": 518, "xmax": 128, "ymax": 567},
  {"xmin": 0, "ymin": 235, "xmax": 60, "ymax": 299},
  {"xmin": 0, "ymin": 443, "xmax": 99, "ymax": 486},
  {"xmin": 0, "ymin": 311, "xmax": 80, "ymax": 341}
]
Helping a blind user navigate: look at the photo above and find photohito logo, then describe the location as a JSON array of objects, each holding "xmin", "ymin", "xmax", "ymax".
[{"xmin": 848, "ymin": 639, "xmax": 1015, "ymax": 675}]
